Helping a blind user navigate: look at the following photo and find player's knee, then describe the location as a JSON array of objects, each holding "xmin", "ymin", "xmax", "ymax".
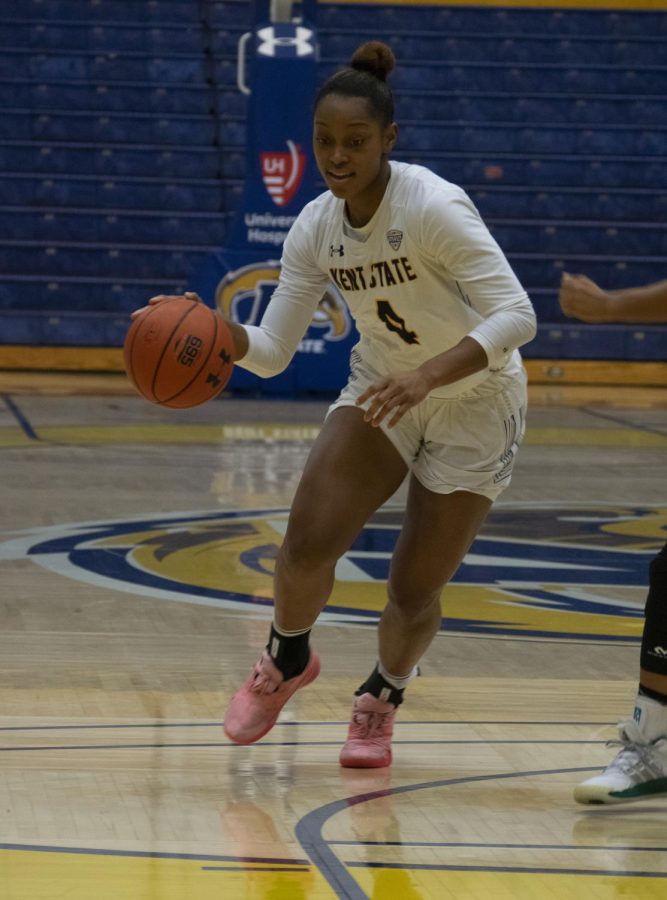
[
  {"xmin": 278, "ymin": 527, "xmax": 338, "ymax": 572},
  {"xmin": 387, "ymin": 582, "xmax": 441, "ymax": 621}
]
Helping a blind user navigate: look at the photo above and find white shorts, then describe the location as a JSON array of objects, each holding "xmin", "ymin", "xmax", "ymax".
[{"xmin": 327, "ymin": 357, "xmax": 528, "ymax": 502}]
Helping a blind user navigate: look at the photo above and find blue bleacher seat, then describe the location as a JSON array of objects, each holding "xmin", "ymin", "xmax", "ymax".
[
  {"xmin": 1, "ymin": 0, "xmax": 665, "ymax": 364},
  {"xmin": 24, "ymin": 0, "xmax": 198, "ymax": 23}
]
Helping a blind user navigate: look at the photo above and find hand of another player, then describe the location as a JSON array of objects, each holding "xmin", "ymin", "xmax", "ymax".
[
  {"xmin": 130, "ymin": 291, "xmax": 202, "ymax": 320},
  {"xmin": 559, "ymin": 273, "xmax": 611, "ymax": 323},
  {"xmin": 356, "ymin": 370, "xmax": 430, "ymax": 428}
]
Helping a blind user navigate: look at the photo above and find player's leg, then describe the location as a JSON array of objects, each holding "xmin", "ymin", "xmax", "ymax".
[
  {"xmin": 576, "ymin": 542, "xmax": 667, "ymax": 804},
  {"xmin": 381, "ymin": 479, "xmax": 492, "ymax": 673},
  {"xmin": 224, "ymin": 406, "xmax": 408, "ymax": 744},
  {"xmin": 340, "ymin": 480, "xmax": 492, "ymax": 768}
]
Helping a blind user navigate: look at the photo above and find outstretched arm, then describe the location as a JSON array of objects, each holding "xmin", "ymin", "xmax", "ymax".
[{"xmin": 559, "ymin": 273, "xmax": 667, "ymax": 323}]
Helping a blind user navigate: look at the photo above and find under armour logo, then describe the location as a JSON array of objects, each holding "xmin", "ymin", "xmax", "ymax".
[
  {"xmin": 219, "ymin": 348, "xmax": 232, "ymax": 365},
  {"xmin": 329, "ymin": 244, "xmax": 344, "ymax": 257},
  {"xmin": 257, "ymin": 25, "xmax": 315, "ymax": 58},
  {"xmin": 652, "ymin": 645, "xmax": 667, "ymax": 657}
]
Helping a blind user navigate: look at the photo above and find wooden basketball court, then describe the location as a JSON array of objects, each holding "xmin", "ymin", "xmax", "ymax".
[{"xmin": 1, "ymin": 376, "xmax": 666, "ymax": 899}]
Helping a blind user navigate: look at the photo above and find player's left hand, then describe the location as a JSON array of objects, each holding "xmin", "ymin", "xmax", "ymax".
[
  {"xmin": 130, "ymin": 291, "xmax": 202, "ymax": 320},
  {"xmin": 356, "ymin": 370, "xmax": 430, "ymax": 428}
]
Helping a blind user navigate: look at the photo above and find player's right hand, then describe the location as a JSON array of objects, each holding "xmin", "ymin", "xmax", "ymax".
[{"xmin": 558, "ymin": 273, "xmax": 611, "ymax": 323}]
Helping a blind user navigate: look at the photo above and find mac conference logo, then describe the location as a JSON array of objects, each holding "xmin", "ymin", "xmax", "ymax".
[
  {"xmin": 215, "ymin": 262, "xmax": 351, "ymax": 346},
  {"xmin": 2, "ymin": 504, "xmax": 662, "ymax": 642},
  {"xmin": 261, "ymin": 140, "xmax": 306, "ymax": 207}
]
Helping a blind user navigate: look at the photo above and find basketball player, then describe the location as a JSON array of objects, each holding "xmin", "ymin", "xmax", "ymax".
[
  {"xmin": 559, "ymin": 272, "xmax": 667, "ymax": 803},
  {"xmin": 140, "ymin": 41, "xmax": 536, "ymax": 767}
]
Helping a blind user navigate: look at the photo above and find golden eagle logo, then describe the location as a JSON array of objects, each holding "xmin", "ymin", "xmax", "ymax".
[{"xmin": 216, "ymin": 262, "xmax": 351, "ymax": 340}]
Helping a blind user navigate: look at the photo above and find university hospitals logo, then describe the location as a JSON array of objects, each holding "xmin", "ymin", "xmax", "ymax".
[
  {"xmin": 260, "ymin": 140, "xmax": 306, "ymax": 207},
  {"xmin": 2, "ymin": 504, "xmax": 663, "ymax": 642}
]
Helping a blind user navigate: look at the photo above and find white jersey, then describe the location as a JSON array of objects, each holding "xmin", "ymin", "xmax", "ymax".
[{"xmin": 239, "ymin": 161, "xmax": 536, "ymax": 399}]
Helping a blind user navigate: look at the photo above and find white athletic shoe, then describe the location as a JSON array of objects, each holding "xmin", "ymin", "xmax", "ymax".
[{"xmin": 575, "ymin": 717, "xmax": 667, "ymax": 805}]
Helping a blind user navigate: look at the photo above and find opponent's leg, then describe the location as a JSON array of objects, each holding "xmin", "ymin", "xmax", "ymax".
[
  {"xmin": 224, "ymin": 407, "xmax": 408, "ymax": 744},
  {"xmin": 576, "ymin": 543, "xmax": 667, "ymax": 804},
  {"xmin": 340, "ymin": 479, "xmax": 491, "ymax": 767}
]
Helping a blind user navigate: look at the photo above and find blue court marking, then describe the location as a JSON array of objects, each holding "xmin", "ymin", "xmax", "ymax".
[
  {"xmin": 0, "ymin": 722, "xmax": 225, "ymax": 732},
  {"xmin": 348, "ymin": 860, "xmax": 667, "ymax": 878},
  {"xmin": 0, "ymin": 842, "xmax": 308, "ymax": 865},
  {"xmin": 331, "ymin": 839, "xmax": 667, "ymax": 853},
  {"xmin": 582, "ymin": 406, "xmax": 667, "ymax": 440},
  {"xmin": 1, "ymin": 395, "xmax": 39, "ymax": 441},
  {"xmin": 294, "ymin": 766, "xmax": 605, "ymax": 900},
  {"xmin": 202, "ymin": 865, "xmax": 310, "ymax": 872}
]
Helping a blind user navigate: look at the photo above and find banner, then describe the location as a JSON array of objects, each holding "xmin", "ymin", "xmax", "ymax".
[{"xmin": 193, "ymin": 12, "xmax": 358, "ymax": 394}]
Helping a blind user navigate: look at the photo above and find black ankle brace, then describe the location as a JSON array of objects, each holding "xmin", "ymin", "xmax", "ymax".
[
  {"xmin": 355, "ymin": 665, "xmax": 404, "ymax": 707},
  {"xmin": 267, "ymin": 624, "xmax": 310, "ymax": 680},
  {"xmin": 638, "ymin": 684, "xmax": 667, "ymax": 706}
]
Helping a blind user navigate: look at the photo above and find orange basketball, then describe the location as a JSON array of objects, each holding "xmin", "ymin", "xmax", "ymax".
[{"xmin": 123, "ymin": 298, "xmax": 235, "ymax": 408}]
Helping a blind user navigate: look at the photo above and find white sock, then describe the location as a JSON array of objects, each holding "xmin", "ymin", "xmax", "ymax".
[
  {"xmin": 633, "ymin": 692, "xmax": 667, "ymax": 742},
  {"xmin": 378, "ymin": 659, "xmax": 419, "ymax": 691},
  {"xmin": 271, "ymin": 621, "xmax": 311, "ymax": 638}
]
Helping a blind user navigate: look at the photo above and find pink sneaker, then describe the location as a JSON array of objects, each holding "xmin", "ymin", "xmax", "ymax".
[
  {"xmin": 339, "ymin": 692, "xmax": 397, "ymax": 768},
  {"xmin": 223, "ymin": 649, "xmax": 320, "ymax": 745}
]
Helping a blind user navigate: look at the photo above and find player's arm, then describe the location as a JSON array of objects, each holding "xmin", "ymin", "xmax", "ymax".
[
  {"xmin": 559, "ymin": 273, "xmax": 667, "ymax": 323},
  {"xmin": 423, "ymin": 192, "xmax": 537, "ymax": 370},
  {"xmin": 358, "ymin": 335, "xmax": 489, "ymax": 428},
  {"xmin": 132, "ymin": 212, "xmax": 328, "ymax": 374},
  {"xmin": 235, "ymin": 221, "xmax": 331, "ymax": 379},
  {"xmin": 358, "ymin": 192, "xmax": 536, "ymax": 428}
]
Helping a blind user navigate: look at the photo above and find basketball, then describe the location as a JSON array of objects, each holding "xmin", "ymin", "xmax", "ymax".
[{"xmin": 123, "ymin": 297, "xmax": 235, "ymax": 408}]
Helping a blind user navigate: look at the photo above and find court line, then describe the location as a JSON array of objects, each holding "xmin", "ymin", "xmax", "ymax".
[
  {"xmin": 294, "ymin": 766, "xmax": 613, "ymax": 899},
  {"xmin": 0, "ymin": 842, "xmax": 309, "ymax": 866},
  {"xmin": 1, "ymin": 395, "xmax": 39, "ymax": 441},
  {"xmin": 202, "ymin": 865, "xmax": 310, "ymax": 872},
  {"xmin": 582, "ymin": 406, "xmax": 667, "ymax": 439},
  {"xmin": 0, "ymin": 719, "xmax": 617, "ymax": 732},
  {"xmin": 331, "ymin": 839, "xmax": 667, "ymax": 852},
  {"xmin": 0, "ymin": 739, "xmax": 611, "ymax": 752},
  {"xmin": 348, "ymin": 860, "xmax": 667, "ymax": 878}
]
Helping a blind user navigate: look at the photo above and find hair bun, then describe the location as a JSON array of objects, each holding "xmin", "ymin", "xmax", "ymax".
[{"xmin": 350, "ymin": 41, "xmax": 396, "ymax": 82}]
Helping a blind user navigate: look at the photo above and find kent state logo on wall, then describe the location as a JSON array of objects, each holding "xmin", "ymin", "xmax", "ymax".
[
  {"xmin": 215, "ymin": 261, "xmax": 351, "ymax": 347},
  {"xmin": 2, "ymin": 504, "xmax": 663, "ymax": 643}
]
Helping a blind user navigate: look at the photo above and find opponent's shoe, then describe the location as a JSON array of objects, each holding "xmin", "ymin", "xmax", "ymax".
[
  {"xmin": 574, "ymin": 718, "xmax": 667, "ymax": 805},
  {"xmin": 223, "ymin": 649, "xmax": 320, "ymax": 745},
  {"xmin": 339, "ymin": 692, "xmax": 397, "ymax": 768}
]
